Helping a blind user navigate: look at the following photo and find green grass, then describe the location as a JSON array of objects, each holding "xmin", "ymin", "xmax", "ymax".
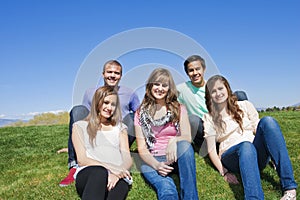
[{"xmin": 0, "ymin": 111, "xmax": 299, "ymax": 199}]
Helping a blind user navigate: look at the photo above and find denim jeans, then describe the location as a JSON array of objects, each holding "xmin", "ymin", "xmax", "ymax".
[
  {"xmin": 234, "ymin": 90, "xmax": 248, "ymax": 101},
  {"xmin": 140, "ymin": 140, "xmax": 199, "ymax": 200},
  {"xmin": 122, "ymin": 112, "xmax": 136, "ymax": 147},
  {"xmin": 221, "ymin": 116, "xmax": 297, "ymax": 199},
  {"xmin": 68, "ymin": 105, "xmax": 90, "ymax": 168},
  {"xmin": 67, "ymin": 105, "xmax": 136, "ymax": 169},
  {"xmin": 189, "ymin": 115, "xmax": 208, "ymax": 157}
]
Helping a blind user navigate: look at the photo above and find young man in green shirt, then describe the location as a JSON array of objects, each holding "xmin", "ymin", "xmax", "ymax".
[
  {"xmin": 177, "ymin": 55, "xmax": 208, "ymax": 154},
  {"xmin": 177, "ymin": 55, "xmax": 248, "ymax": 154}
]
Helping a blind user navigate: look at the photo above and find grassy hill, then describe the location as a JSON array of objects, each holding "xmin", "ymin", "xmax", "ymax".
[{"xmin": 0, "ymin": 111, "xmax": 299, "ymax": 199}]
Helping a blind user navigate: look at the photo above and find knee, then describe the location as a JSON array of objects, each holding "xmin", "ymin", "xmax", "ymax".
[
  {"xmin": 177, "ymin": 141, "xmax": 194, "ymax": 158},
  {"xmin": 234, "ymin": 90, "xmax": 248, "ymax": 101},
  {"xmin": 239, "ymin": 142, "xmax": 257, "ymax": 158},
  {"xmin": 122, "ymin": 113, "xmax": 134, "ymax": 126},
  {"xmin": 70, "ymin": 105, "xmax": 89, "ymax": 115},
  {"xmin": 70, "ymin": 105, "xmax": 89, "ymax": 120},
  {"xmin": 258, "ymin": 116, "xmax": 280, "ymax": 131},
  {"xmin": 157, "ymin": 182, "xmax": 178, "ymax": 198},
  {"xmin": 189, "ymin": 115, "xmax": 203, "ymax": 130},
  {"xmin": 189, "ymin": 115, "xmax": 200, "ymax": 125},
  {"xmin": 188, "ymin": 115, "xmax": 204, "ymax": 140},
  {"xmin": 177, "ymin": 140, "xmax": 192, "ymax": 151},
  {"xmin": 259, "ymin": 116, "xmax": 277, "ymax": 125}
]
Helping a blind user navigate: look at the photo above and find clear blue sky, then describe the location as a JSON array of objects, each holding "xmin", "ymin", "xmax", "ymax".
[{"xmin": 1, "ymin": 0, "xmax": 299, "ymax": 120}]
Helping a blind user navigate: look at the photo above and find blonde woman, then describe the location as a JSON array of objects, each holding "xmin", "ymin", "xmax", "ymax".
[{"xmin": 72, "ymin": 86, "xmax": 133, "ymax": 200}]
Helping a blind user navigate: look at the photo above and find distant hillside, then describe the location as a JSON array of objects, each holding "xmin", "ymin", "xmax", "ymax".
[
  {"xmin": 256, "ymin": 107, "xmax": 265, "ymax": 112},
  {"xmin": 257, "ymin": 102, "xmax": 300, "ymax": 112},
  {"xmin": 0, "ymin": 119, "xmax": 26, "ymax": 127},
  {"xmin": 1, "ymin": 112, "xmax": 69, "ymax": 127},
  {"xmin": 292, "ymin": 102, "xmax": 300, "ymax": 107}
]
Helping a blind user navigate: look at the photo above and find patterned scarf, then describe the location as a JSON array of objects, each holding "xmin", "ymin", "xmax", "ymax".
[{"xmin": 139, "ymin": 106, "xmax": 179, "ymax": 150}]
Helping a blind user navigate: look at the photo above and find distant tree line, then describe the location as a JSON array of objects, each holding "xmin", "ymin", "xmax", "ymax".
[
  {"xmin": 259, "ymin": 106, "xmax": 300, "ymax": 112},
  {"xmin": 6, "ymin": 106, "xmax": 300, "ymax": 127},
  {"xmin": 8, "ymin": 112, "xmax": 69, "ymax": 127}
]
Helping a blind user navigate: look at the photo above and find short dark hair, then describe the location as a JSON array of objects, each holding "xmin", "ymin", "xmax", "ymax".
[
  {"xmin": 183, "ymin": 55, "xmax": 206, "ymax": 74},
  {"xmin": 102, "ymin": 60, "xmax": 122, "ymax": 75}
]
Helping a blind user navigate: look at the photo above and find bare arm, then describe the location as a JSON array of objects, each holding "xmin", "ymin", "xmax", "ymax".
[
  {"xmin": 119, "ymin": 127, "xmax": 133, "ymax": 171},
  {"xmin": 206, "ymin": 135, "xmax": 224, "ymax": 174},
  {"xmin": 72, "ymin": 124, "xmax": 130, "ymax": 178},
  {"xmin": 206, "ymin": 135, "xmax": 239, "ymax": 184},
  {"xmin": 107, "ymin": 127, "xmax": 133, "ymax": 191},
  {"xmin": 166, "ymin": 105, "xmax": 191, "ymax": 164},
  {"xmin": 177, "ymin": 106, "xmax": 192, "ymax": 142}
]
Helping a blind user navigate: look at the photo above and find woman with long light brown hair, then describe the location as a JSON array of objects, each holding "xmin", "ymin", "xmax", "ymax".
[
  {"xmin": 134, "ymin": 68, "xmax": 198, "ymax": 200},
  {"xmin": 72, "ymin": 85, "xmax": 133, "ymax": 200},
  {"xmin": 204, "ymin": 75, "xmax": 297, "ymax": 200}
]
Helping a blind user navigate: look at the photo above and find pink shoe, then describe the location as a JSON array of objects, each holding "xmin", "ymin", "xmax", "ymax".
[{"xmin": 59, "ymin": 167, "xmax": 76, "ymax": 187}]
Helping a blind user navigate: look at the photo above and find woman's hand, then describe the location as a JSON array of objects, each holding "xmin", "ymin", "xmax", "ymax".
[
  {"xmin": 108, "ymin": 165, "xmax": 131, "ymax": 179},
  {"xmin": 155, "ymin": 162, "xmax": 174, "ymax": 176},
  {"xmin": 166, "ymin": 137, "xmax": 177, "ymax": 164},
  {"xmin": 224, "ymin": 172, "xmax": 239, "ymax": 184},
  {"xmin": 107, "ymin": 173, "xmax": 120, "ymax": 191}
]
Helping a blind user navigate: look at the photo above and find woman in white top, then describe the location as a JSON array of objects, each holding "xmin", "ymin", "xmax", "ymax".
[
  {"xmin": 203, "ymin": 75, "xmax": 297, "ymax": 200},
  {"xmin": 72, "ymin": 86, "xmax": 132, "ymax": 200}
]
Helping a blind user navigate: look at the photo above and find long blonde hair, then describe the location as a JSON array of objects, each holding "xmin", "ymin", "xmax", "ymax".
[
  {"xmin": 205, "ymin": 75, "xmax": 244, "ymax": 133},
  {"xmin": 138, "ymin": 68, "xmax": 180, "ymax": 124},
  {"xmin": 86, "ymin": 86, "xmax": 122, "ymax": 146}
]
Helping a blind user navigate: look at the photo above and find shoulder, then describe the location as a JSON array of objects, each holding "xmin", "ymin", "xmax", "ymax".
[
  {"xmin": 177, "ymin": 81, "xmax": 189, "ymax": 90},
  {"xmin": 203, "ymin": 113, "xmax": 212, "ymax": 122},
  {"xmin": 83, "ymin": 87, "xmax": 98, "ymax": 100},
  {"xmin": 202, "ymin": 113, "xmax": 213, "ymax": 127},
  {"xmin": 119, "ymin": 122, "xmax": 128, "ymax": 131},
  {"xmin": 118, "ymin": 85, "xmax": 135, "ymax": 93},
  {"xmin": 237, "ymin": 100, "xmax": 255, "ymax": 109},
  {"xmin": 179, "ymin": 103, "xmax": 188, "ymax": 113},
  {"xmin": 74, "ymin": 120, "xmax": 88, "ymax": 128},
  {"xmin": 202, "ymin": 113, "xmax": 217, "ymax": 137},
  {"xmin": 73, "ymin": 121, "xmax": 88, "ymax": 134},
  {"xmin": 84, "ymin": 87, "xmax": 97, "ymax": 94}
]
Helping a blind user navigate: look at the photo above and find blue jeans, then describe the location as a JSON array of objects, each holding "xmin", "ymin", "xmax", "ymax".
[
  {"xmin": 234, "ymin": 90, "xmax": 248, "ymax": 101},
  {"xmin": 221, "ymin": 116, "xmax": 297, "ymax": 199},
  {"xmin": 189, "ymin": 115, "xmax": 204, "ymax": 148},
  {"xmin": 67, "ymin": 105, "xmax": 136, "ymax": 169},
  {"xmin": 122, "ymin": 112, "xmax": 136, "ymax": 147},
  {"xmin": 68, "ymin": 105, "xmax": 90, "ymax": 168},
  {"xmin": 140, "ymin": 141, "xmax": 199, "ymax": 200}
]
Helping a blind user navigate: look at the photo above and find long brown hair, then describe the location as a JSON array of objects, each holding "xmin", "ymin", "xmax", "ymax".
[
  {"xmin": 86, "ymin": 85, "xmax": 122, "ymax": 146},
  {"xmin": 205, "ymin": 75, "xmax": 244, "ymax": 133},
  {"xmin": 138, "ymin": 68, "xmax": 180, "ymax": 124}
]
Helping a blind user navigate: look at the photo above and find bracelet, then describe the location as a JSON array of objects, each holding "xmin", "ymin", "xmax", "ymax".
[{"xmin": 220, "ymin": 170, "xmax": 229, "ymax": 177}]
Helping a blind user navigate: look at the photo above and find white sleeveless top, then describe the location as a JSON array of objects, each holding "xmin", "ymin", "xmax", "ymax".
[{"xmin": 73, "ymin": 120, "xmax": 127, "ymax": 178}]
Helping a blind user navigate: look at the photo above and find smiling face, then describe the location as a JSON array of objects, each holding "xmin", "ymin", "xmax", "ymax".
[
  {"xmin": 98, "ymin": 94, "xmax": 117, "ymax": 120},
  {"xmin": 151, "ymin": 81, "xmax": 169, "ymax": 101},
  {"xmin": 102, "ymin": 64, "xmax": 122, "ymax": 86},
  {"xmin": 186, "ymin": 60, "xmax": 206, "ymax": 87},
  {"xmin": 210, "ymin": 79, "xmax": 229, "ymax": 105}
]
